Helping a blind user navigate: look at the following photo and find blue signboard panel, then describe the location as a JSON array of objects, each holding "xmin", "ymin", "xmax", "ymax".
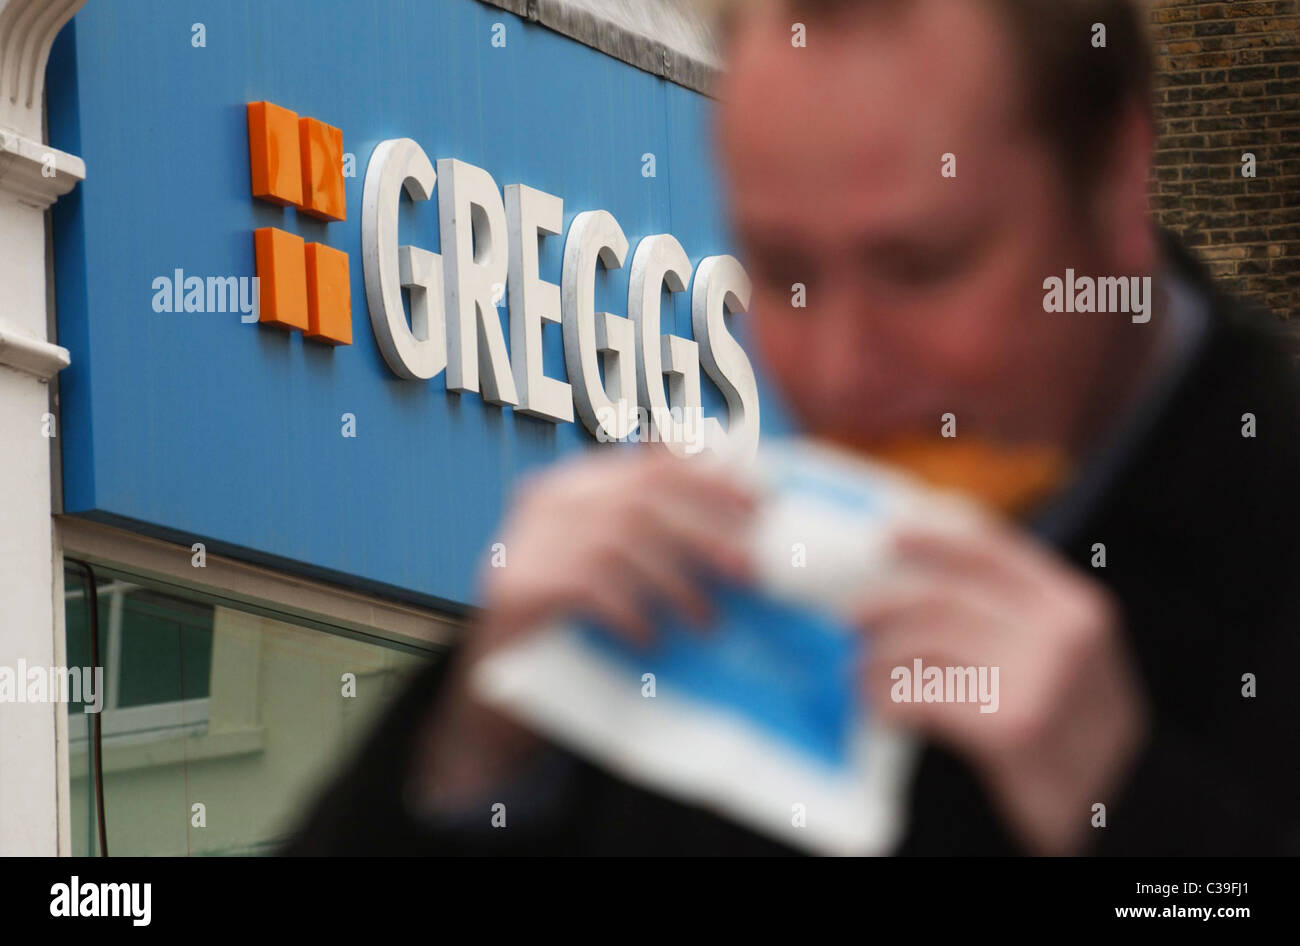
[{"xmin": 48, "ymin": 0, "xmax": 779, "ymax": 610}]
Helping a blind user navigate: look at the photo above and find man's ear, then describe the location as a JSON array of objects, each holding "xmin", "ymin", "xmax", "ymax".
[{"xmin": 1091, "ymin": 100, "xmax": 1158, "ymax": 276}]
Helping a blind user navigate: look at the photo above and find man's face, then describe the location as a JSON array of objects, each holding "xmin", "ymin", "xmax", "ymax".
[{"xmin": 716, "ymin": 0, "xmax": 1145, "ymax": 448}]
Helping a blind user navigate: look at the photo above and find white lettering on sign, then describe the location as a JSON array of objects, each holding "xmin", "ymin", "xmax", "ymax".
[{"xmin": 361, "ymin": 138, "xmax": 759, "ymax": 459}]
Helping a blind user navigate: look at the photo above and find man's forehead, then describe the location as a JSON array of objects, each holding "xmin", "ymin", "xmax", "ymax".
[
  {"xmin": 718, "ymin": 0, "xmax": 1027, "ymax": 174},
  {"xmin": 716, "ymin": 0, "xmax": 1032, "ymax": 240}
]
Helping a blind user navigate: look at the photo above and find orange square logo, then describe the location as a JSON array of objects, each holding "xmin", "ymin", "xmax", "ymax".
[
  {"xmin": 254, "ymin": 227, "xmax": 309, "ymax": 331},
  {"xmin": 299, "ymin": 117, "xmax": 346, "ymax": 221},
  {"xmin": 247, "ymin": 102, "xmax": 303, "ymax": 207},
  {"xmin": 304, "ymin": 242, "xmax": 352, "ymax": 345}
]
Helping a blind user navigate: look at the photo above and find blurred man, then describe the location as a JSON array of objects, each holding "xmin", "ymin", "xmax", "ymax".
[{"xmin": 285, "ymin": 0, "xmax": 1300, "ymax": 855}]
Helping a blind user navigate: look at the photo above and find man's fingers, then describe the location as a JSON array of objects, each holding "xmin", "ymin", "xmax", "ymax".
[
  {"xmin": 616, "ymin": 540, "xmax": 716, "ymax": 627},
  {"xmin": 860, "ymin": 646, "xmax": 1001, "ymax": 746},
  {"xmin": 660, "ymin": 465, "xmax": 757, "ymax": 522},
  {"xmin": 650, "ymin": 494, "xmax": 755, "ymax": 585},
  {"xmin": 575, "ymin": 581, "xmax": 656, "ymax": 647},
  {"xmin": 861, "ymin": 627, "xmax": 996, "ymax": 684},
  {"xmin": 887, "ymin": 520, "xmax": 1070, "ymax": 601},
  {"xmin": 853, "ymin": 578, "xmax": 1014, "ymax": 641}
]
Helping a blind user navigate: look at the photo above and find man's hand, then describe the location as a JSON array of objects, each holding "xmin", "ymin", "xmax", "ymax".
[
  {"xmin": 414, "ymin": 447, "xmax": 755, "ymax": 813},
  {"xmin": 476, "ymin": 448, "xmax": 755, "ymax": 652},
  {"xmin": 855, "ymin": 519, "xmax": 1150, "ymax": 855}
]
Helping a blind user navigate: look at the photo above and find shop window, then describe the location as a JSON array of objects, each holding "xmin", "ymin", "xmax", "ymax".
[{"xmin": 63, "ymin": 563, "xmax": 438, "ymax": 856}]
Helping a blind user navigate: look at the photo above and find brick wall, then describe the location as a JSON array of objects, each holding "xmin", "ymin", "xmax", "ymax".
[{"xmin": 1148, "ymin": 0, "xmax": 1299, "ymax": 319}]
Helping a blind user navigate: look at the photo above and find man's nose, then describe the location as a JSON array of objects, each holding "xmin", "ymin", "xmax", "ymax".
[{"xmin": 802, "ymin": 283, "xmax": 880, "ymax": 402}]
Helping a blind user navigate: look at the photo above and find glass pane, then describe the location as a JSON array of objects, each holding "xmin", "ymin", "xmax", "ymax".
[
  {"xmin": 63, "ymin": 563, "xmax": 439, "ymax": 856},
  {"xmin": 114, "ymin": 589, "xmax": 214, "ymax": 708}
]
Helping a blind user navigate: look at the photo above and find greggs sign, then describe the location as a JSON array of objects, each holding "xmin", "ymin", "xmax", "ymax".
[
  {"xmin": 52, "ymin": 0, "xmax": 753, "ymax": 605},
  {"xmin": 246, "ymin": 101, "xmax": 760, "ymax": 459}
]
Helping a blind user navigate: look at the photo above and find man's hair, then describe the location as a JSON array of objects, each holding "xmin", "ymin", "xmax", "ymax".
[{"xmin": 709, "ymin": 0, "xmax": 1154, "ymax": 193}]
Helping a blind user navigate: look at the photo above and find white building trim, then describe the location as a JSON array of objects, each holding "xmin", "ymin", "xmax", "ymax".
[
  {"xmin": 0, "ymin": 0, "xmax": 86, "ymax": 857},
  {"xmin": 57, "ymin": 517, "xmax": 464, "ymax": 652},
  {"xmin": 478, "ymin": 0, "xmax": 721, "ymax": 94}
]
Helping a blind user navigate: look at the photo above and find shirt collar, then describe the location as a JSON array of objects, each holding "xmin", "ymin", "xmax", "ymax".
[{"xmin": 1029, "ymin": 262, "xmax": 1212, "ymax": 545}]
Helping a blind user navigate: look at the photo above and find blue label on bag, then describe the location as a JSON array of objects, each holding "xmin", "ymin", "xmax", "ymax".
[{"xmin": 579, "ymin": 584, "xmax": 861, "ymax": 769}]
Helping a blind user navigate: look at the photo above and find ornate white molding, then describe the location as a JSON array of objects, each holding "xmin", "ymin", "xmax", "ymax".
[
  {"xmin": 0, "ymin": 0, "xmax": 85, "ymax": 139},
  {"xmin": 0, "ymin": 0, "xmax": 88, "ymax": 207},
  {"xmin": 0, "ymin": 128, "xmax": 83, "ymax": 207},
  {"xmin": 0, "ymin": 322, "xmax": 70, "ymax": 380}
]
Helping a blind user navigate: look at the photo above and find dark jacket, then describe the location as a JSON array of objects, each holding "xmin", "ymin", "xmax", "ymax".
[{"xmin": 283, "ymin": 238, "xmax": 1300, "ymax": 856}]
